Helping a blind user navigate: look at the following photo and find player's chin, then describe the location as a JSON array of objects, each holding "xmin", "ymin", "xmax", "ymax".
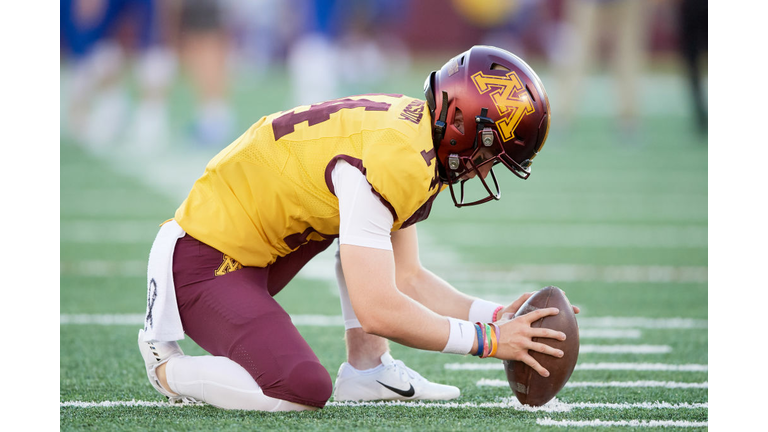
[{"xmin": 459, "ymin": 171, "xmax": 477, "ymax": 181}]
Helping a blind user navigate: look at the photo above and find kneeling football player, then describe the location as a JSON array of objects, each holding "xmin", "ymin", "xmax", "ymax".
[{"xmin": 138, "ymin": 45, "xmax": 571, "ymax": 410}]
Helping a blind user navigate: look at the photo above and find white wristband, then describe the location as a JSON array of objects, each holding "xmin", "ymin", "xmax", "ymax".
[
  {"xmin": 442, "ymin": 317, "xmax": 476, "ymax": 355},
  {"xmin": 468, "ymin": 299, "xmax": 503, "ymax": 323}
]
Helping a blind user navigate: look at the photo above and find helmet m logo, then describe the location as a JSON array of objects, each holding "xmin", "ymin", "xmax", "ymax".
[{"xmin": 471, "ymin": 71, "xmax": 535, "ymax": 142}]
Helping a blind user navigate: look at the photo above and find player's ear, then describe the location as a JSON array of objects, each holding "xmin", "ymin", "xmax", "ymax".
[{"xmin": 453, "ymin": 108, "xmax": 464, "ymax": 134}]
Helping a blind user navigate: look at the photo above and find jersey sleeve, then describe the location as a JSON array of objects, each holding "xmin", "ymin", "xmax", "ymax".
[{"xmin": 332, "ymin": 159, "xmax": 394, "ymax": 250}]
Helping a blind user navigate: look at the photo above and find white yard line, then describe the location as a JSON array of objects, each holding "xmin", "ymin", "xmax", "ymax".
[
  {"xmin": 537, "ymin": 418, "xmax": 707, "ymax": 428},
  {"xmin": 60, "ymin": 219, "xmax": 708, "ymax": 249},
  {"xmin": 59, "ymin": 258, "xmax": 708, "ymax": 284},
  {"xmin": 445, "ymin": 362, "xmax": 708, "ymax": 372},
  {"xmin": 579, "ymin": 344, "xmax": 671, "ymax": 354},
  {"xmin": 579, "ymin": 329, "xmax": 641, "ymax": 339},
  {"xmin": 61, "ymin": 400, "xmax": 177, "ymax": 408},
  {"xmin": 330, "ymin": 399, "xmax": 709, "ymax": 411},
  {"xmin": 454, "ymin": 264, "xmax": 708, "ymax": 284},
  {"xmin": 59, "ymin": 313, "xmax": 349, "ymax": 326},
  {"xmin": 425, "ymin": 223, "xmax": 706, "ymax": 249},
  {"xmin": 60, "ymin": 314, "xmax": 705, "ymax": 331},
  {"xmin": 477, "ymin": 379, "xmax": 708, "ymax": 389},
  {"xmin": 60, "ymin": 260, "xmax": 147, "ymax": 277},
  {"xmin": 290, "ymin": 314, "xmax": 344, "ymax": 327},
  {"xmin": 565, "ymin": 380, "xmax": 707, "ymax": 389},
  {"xmin": 574, "ymin": 362, "xmax": 708, "ymax": 372},
  {"xmin": 60, "ymin": 399, "xmax": 707, "ymax": 413},
  {"xmin": 60, "ymin": 314, "xmax": 146, "ymax": 325},
  {"xmin": 577, "ymin": 317, "xmax": 707, "ymax": 329},
  {"xmin": 60, "ymin": 220, "xmax": 161, "ymax": 244}
]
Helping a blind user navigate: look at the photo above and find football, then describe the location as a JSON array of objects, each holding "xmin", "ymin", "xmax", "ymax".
[{"xmin": 503, "ymin": 286, "xmax": 580, "ymax": 406}]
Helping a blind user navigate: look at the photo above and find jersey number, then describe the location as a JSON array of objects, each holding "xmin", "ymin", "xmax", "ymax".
[{"xmin": 272, "ymin": 98, "xmax": 392, "ymax": 140}]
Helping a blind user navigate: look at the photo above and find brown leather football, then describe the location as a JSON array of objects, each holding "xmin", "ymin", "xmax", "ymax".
[{"xmin": 503, "ymin": 286, "xmax": 579, "ymax": 406}]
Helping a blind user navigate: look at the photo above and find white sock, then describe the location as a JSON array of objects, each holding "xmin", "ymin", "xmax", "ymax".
[
  {"xmin": 350, "ymin": 363, "xmax": 384, "ymax": 374},
  {"xmin": 165, "ymin": 355, "xmax": 314, "ymax": 411}
]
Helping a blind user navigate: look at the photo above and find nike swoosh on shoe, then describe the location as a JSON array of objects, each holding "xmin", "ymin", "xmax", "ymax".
[{"xmin": 376, "ymin": 380, "xmax": 415, "ymax": 397}]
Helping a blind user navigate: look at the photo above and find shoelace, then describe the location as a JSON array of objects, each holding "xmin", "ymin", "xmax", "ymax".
[{"xmin": 392, "ymin": 360, "xmax": 424, "ymax": 383}]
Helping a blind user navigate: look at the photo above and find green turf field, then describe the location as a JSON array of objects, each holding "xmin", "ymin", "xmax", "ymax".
[{"xmin": 60, "ymin": 64, "xmax": 707, "ymax": 430}]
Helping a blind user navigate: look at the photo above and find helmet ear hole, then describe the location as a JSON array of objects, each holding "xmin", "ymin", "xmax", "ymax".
[{"xmin": 452, "ymin": 108, "xmax": 465, "ymax": 135}]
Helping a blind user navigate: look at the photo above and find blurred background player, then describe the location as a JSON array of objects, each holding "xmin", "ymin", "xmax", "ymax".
[
  {"xmin": 676, "ymin": 0, "xmax": 707, "ymax": 135},
  {"xmin": 60, "ymin": 0, "xmax": 240, "ymax": 151},
  {"xmin": 176, "ymin": 0, "xmax": 236, "ymax": 147},
  {"xmin": 552, "ymin": 0, "xmax": 651, "ymax": 141},
  {"xmin": 60, "ymin": 0, "xmax": 176, "ymax": 153},
  {"xmin": 451, "ymin": 0, "xmax": 548, "ymax": 60},
  {"xmin": 286, "ymin": 0, "xmax": 411, "ymax": 106},
  {"xmin": 62, "ymin": 0, "xmax": 704, "ymax": 152}
]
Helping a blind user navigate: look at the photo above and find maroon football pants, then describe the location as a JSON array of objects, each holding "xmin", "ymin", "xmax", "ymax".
[{"xmin": 172, "ymin": 234, "xmax": 335, "ymax": 408}]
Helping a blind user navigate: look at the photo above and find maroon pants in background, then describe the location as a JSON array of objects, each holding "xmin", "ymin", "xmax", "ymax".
[{"xmin": 172, "ymin": 234, "xmax": 335, "ymax": 408}]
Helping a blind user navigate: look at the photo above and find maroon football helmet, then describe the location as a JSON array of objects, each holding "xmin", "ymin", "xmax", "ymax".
[{"xmin": 424, "ymin": 45, "xmax": 551, "ymax": 207}]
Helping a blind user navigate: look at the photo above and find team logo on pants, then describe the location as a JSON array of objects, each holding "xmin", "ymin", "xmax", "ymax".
[{"xmin": 215, "ymin": 254, "xmax": 243, "ymax": 276}]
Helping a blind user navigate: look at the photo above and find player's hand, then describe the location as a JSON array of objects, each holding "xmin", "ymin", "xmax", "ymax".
[
  {"xmin": 493, "ymin": 307, "xmax": 566, "ymax": 377},
  {"xmin": 495, "ymin": 292, "xmax": 580, "ymax": 321}
]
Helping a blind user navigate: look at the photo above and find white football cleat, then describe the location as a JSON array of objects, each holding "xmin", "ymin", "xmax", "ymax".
[
  {"xmin": 137, "ymin": 329, "xmax": 200, "ymax": 404},
  {"xmin": 332, "ymin": 352, "xmax": 460, "ymax": 401}
]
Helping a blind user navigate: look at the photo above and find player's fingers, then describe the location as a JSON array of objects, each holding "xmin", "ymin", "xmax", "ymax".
[
  {"xmin": 520, "ymin": 353, "xmax": 550, "ymax": 377},
  {"xmin": 528, "ymin": 341, "xmax": 564, "ymax": 358},
  {"xmin": 505, "ymin": 293, "xmax": 532, "ymax": 316},
  {"xmin": 572, "ymin": 305, "xmax": 580, "ymax": 314},
  {"xmin": 511, "ymin": 292, "xmax": 533, "ymax": 308},
  {"xmin": 521, "ymin": 307, "xmax": 559, "ymax": 323},
  {"xmin": 529, "ymin": 327, "xmax": 566, "ymax": 341}
]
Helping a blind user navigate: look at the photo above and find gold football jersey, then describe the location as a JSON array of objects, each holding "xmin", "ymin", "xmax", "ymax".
[{"xmin": 174, "ymin": 94, "xmax": 442, "ymax": 267}]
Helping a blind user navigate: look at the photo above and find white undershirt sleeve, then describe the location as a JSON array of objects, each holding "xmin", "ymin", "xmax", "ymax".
[{"xmin": 332, "ymin": 159, "xmax": 394, "ymax": 250}]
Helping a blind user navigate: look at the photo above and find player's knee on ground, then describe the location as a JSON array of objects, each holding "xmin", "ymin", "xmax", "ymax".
[
  {"xmin": 261, "ymin": 360, "xmax": 333, "ymax": 408},
  {"xmin": 223, "ymin": 333, "xmax": 333, "ymax": 407},
  {"xmin": 291, "ymin": 360, "xmax": 334, "ymax": 406}
]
